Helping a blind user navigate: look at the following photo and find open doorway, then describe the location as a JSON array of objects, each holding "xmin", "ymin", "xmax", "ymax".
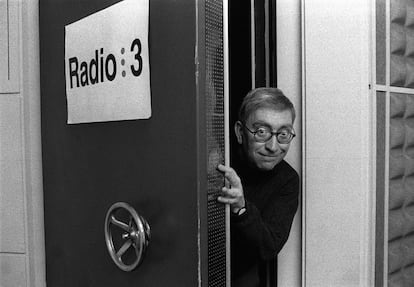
[{"xmin": 228, "ymin": 0, "xmax": 302, "ymax": 286}]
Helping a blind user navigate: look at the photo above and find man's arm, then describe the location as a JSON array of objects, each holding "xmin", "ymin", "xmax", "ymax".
[
  {"xmin": 217, "ymin": 164, "xmax": 299, "ymax": 260},
  {"xmin": 232, "ymin": 175, "xmax": 299, "ymax": 260}
]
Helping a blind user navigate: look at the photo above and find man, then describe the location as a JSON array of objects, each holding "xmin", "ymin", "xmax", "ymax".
[{"xmin": 217, "ymin": 87, "xmax": 299, "ymax": 287}]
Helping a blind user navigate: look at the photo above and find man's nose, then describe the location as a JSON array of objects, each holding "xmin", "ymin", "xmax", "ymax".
[{"xmin": 265, "ymin": 135, "xmax": 280, "ymax": 152}]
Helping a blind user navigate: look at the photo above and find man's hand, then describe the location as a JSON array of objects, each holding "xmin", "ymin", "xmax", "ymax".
[{"xmin": 217, "ymin": 164, "xmax": 246, "ymax": 214}]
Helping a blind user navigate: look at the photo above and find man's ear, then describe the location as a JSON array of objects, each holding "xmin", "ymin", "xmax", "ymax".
[{"xmin": 234, "ymin": 121, "xmax": 243, "ymax": 144}]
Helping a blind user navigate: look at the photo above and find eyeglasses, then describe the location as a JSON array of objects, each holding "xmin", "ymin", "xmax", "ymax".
[{"xmin": 242, "ymin": 124, "xmax": 296, "ymax": 144}]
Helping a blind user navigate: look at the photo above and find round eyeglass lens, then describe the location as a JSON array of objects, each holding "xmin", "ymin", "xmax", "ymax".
[
  {"xmin": 255, "ymin": 127, "xmax": 271, "ymax": 142},
  {"xmin": 277, "ymin": 129, "xmax": 294, "ymax": 144}
]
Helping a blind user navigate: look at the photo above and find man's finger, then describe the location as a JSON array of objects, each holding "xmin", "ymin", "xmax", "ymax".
[
  {"xmin": 217, "ymin": 164, "xmax": 235, "ymax": 175},
  {"xmin": 217, "ymin": 196, "xmax": 237, "ymax": 204},
  {"xmin": 217, "ymin": 164, "xmax": 241, "ymax": 187},
  {"xmin": 224, "ymin": 171, "xmax": 241, "ymax": 187},
  {"xmin": 217, "ymin": 163, "xmax": 228, "ymax": 172},
  {"xmin": 222, "ymin": 186, "xmax": 239, "ymax": 197}
]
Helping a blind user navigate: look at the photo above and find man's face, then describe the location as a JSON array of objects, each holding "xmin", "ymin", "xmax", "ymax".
[{"xmin": 236, "ymin": 108, "xmax": 294, "ymax": 171}]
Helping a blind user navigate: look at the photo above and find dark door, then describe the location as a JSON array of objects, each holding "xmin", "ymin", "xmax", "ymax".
[{"xmin": 40, "ymin": 0, "xmax": 204, "ymax": 286}]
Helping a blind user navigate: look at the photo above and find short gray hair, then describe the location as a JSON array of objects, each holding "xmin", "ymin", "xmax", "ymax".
[{"xmin": 238, "ymin": 87, "xmax": 296, "ymax": 123}]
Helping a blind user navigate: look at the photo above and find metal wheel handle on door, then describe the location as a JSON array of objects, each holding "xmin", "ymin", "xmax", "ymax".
[{"xmin": 104, "ymin": 202, "xmax": 151, "ymax": 272}]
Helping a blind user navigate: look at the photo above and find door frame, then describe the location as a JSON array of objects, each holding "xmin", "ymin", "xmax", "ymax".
[{"xmin": 21, "ymin": 0, "xmax": 46, "ymax": 286}]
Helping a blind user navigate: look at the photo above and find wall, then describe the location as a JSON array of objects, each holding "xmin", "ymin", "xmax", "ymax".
[
  {"xmin": 302, "ymin": 0, "xmax": 374, "ymax": 286},
  {"xmin": 0, "ymin": 1, "xmax": 45, "ymax": 286}
]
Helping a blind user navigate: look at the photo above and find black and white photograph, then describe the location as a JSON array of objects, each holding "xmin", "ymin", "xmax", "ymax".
[{"xmin": 0, "ymin": 0, "xmax": 406, "ymax": 286}]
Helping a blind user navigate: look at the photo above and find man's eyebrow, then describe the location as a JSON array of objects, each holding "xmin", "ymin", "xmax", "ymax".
[
  {"xmin": 252, "ymin": 121, "xmax": 293, "ymax": 129},
  {"xmin": 252, "ymin": 121, "xmax": 272, "ymax": 128},
  {"xmin": 278, "ymin": 124, "xmax": 294, "ymax": 130}
]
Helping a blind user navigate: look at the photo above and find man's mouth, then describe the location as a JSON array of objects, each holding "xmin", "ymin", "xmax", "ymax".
[{"xmin": 259, "ymin": 153, "xmax": 280, "ymax": 159}]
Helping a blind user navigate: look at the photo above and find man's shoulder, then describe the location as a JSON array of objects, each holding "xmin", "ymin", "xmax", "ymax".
[
  {"xmin": 274, "ymin": 160, "xmax": 299, "ymax": 180},
  {"xmin": 268, "ymin": 160, "xmax": 299, "ymax": 196}
]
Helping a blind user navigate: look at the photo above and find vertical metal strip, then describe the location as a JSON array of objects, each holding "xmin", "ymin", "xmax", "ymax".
[
  {"xmin": 21, "ymin": 0, "xmax": 47, "ymax": 285},
  {"xmin": 371, "ymin": 0, "xmax": 379, "ymax": 284},
  {"xmin": 301, "ymin": 0, "xmax": 307, "ymax": 285},
  {"xmin": 251, "ymin": 0, "xmax": 256, "ymax": 89},
  {"xmin": 7, "ymin": 0, "xmax": 10, "ymax": 80},
  {"xmin": 265, "ymin": 0, "xmax": 270, "ymax": 87},
  {"xmin": 385, "ymin": 0, "xmax": 390, "ymax": 89},
  {"xmin": 384, "ymin": 90, "xmax": 390, "ymax": 287},
  {"xmin": 372, "ymin": 0, "xmax": 385, "ymax": 285},
  {"xmin": 375, "ymin": 91, "xmax": 386, "ymax": 287},
  {"xmin": 269, "ymin": 0, "xmax": 277, "ymax": 87},
  {"xmin": 223, "ymin": 0, "xmax": 231, "ymax": 286},
  {"xmin": 384, "ymin": 0, "xmax": 390, "ymax": 285},
  {"xmin": 195, "ymin": 2, "xmax": 201, "ymax": 285},
  {"xmin": 372, "ymin": 0, "xmax": 377, "ymax": 88}
]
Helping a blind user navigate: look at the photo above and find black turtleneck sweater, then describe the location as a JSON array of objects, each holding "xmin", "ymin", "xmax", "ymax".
[{"xmin": 230, "ymin": 158, "xmax": 299, "ymax": 287}]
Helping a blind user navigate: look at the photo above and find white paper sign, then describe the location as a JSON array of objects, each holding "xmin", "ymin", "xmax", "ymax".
[{"xmin": 65, "ymin": 0, "xmax": 151, "ymax": 124}]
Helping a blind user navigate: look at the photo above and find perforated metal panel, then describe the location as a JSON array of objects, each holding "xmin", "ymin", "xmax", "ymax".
[
  {"xmin": 205, "ymin": 0, "xmax": 226, "ymax": 286},
  {"xmin": 388, "ymin": 92, "xmax": 414, "ymax": 287}
]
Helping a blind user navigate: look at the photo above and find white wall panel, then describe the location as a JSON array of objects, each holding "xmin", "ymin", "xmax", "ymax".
[
  {"xmin": 0, "ymin": 0, "xmax": 20, "ymax": 93},
  {"xmin": 0, "ymin": 1, "xmax": 44, "ymax": 286},
  {"xmin": 0, "ymin": 254, "xmax": 26, "ymax": 287},
  {"xmin": 302, "ymin": 0, "xmax": 373, "ymax": 286},
  {"xmin": 305, "ymin": 158, "xmax": 366, "ymax": 285},
  {"xmin": 0, "ymin": 96, "xmax": 25, "ymax": 253}
]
